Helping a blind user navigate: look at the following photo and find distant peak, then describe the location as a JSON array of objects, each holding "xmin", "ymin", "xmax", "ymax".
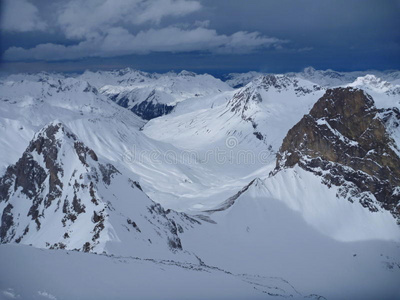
[
  {"xmin": 348, "ymin": 74, "xmax": 392, "ymax": 91},
  {"xmin": 258, "ymin": 74, "xmax": 290, "ymax": 83},
  {"xmin": 247, "ymin": 74, "xmax": 300, "ymax": 91},
  {"xmin": 178, "ymin": 70, "xmax": 197, "ymax": 77},
  {"xmin": 303, "ymin": 66, "xmax": 316, "ymax": 75},
  {"xmin": 117, "ymin": 67, "xmax": 145, "ymax": 76}
]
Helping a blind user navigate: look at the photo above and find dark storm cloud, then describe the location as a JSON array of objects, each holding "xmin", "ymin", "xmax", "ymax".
[
  {"xmin": 1, "ymin": 0, "xmax": 286, "ymax": 61},
  {"xmin": 0, "ymin": 0, "xmax": 399, "ymax": 73},
  {"xmin": 202, "ymin": 0, "xmax": 400, "ymax": 53}
]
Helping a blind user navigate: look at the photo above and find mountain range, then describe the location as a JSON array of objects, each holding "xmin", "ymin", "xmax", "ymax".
[{"xmin": 1, "ymin": 67, "xmax": 400, "ymax": 299}]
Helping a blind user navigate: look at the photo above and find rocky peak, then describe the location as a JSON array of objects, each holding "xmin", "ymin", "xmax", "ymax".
[
  {"xmin": 29, "ymin": 121, "xmax": 98, "ymax": 166},
  {"xmin": 228, "ymin": 75, "xmax": 290, "ymax": 111},
  {"xmin": 228, "ymin": 75, "xmax": 323, "ymax": 129},
  {"xmin": 0, "ymin": 122, "xmax": 107, "ymax": 243},
  {"xmin": 259, "ymin": 74, "xmax": 294, "ymax": 89},
  {"xmin": 275, "ymin": 87, "xmax": 400, "ymax": 219},
  {"xmin": 0, "ymin": 122, "xmax": 196, "ymax": 255},
  {"xmin": 230, "ymin": 74, "xmax": 322, "ymax": 111}
]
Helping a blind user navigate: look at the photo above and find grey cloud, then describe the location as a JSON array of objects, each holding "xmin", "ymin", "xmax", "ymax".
[
  {"xmin": 4, "ymin": 26, "xmax": 286, "ymax": 61},
  {"xmin": 1, "ymin": 0, "xmax": 47, "ymax": 32},
  {"xmin": 2, "ymin": 0, "xmax": 289, "ymax": 61},
  {"xmin": 215, "ymin": 31, "xmax": 288, "ymax": 54},
  {"xmin": 193, "ymin": 20, "xmax": 210, "ymax": 28},
  {"xmin": 57, "ymin": 0, "xmax": 202, "ymax": 39}
]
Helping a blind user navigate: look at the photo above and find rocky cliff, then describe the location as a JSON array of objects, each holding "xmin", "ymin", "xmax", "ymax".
[
  {"xmin": 0, "ymin": 122, "xmax": 198, "ymax": 256},
  {"xmin": 275, "ymin": 87, "xmax": 400, "ymax": 219}
]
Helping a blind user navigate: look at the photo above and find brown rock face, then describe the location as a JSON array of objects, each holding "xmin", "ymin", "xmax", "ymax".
[
  {"xmin": 0, "ymin": 122, "xmax": 106, "ymax": 242},
  {"xmin": 275, "ymin": 87, "xmax": 400, "ymax": 219}
]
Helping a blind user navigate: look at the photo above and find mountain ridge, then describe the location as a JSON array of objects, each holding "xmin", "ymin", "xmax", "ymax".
[
  {"xmin": 1, "ymin": 68, "xmax": 400, "ymax": 299},
  {"xmin": 0, "ymin": 121, "xmax": 200, "ymax": 259}
]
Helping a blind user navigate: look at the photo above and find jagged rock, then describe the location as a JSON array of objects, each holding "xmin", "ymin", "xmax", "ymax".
[
  {"xmin": 0, "ymin": 122, "xmax": 102, "ymax": 242},
  {"xmin": 0, "ymin": 204, "xmax": 14, "ymax": 242},
  {"xmin": 0, "ymin": 122, "xmax": 200, "ymax": 257},
  {"xmin": 275, "ymin": 87, "xmax": 400, "ymax": 218}
]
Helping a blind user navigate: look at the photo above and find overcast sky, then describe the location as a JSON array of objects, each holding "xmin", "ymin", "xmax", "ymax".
[{"xmin": 0, "ymin": 0, "xmax": 399, "ymax": 74}]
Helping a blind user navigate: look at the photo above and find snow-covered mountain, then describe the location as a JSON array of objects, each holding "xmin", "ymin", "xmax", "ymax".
[
  {"xmin": 223, "ymin": 71, "xmax": 265, "ymax": 88},
  {"xmin": 294, "ymin": 67, "xmax": 400, "ymax": 87},
  {"xmin": 274, "ymin": 87, "xmax": 400, "ymax": 221},
  {"xmin": 182, "ymin": 173, "xmax": 400, "ymax": 299},
  {"xmin": 0, "ymin": 122, "xmax": 199, "ymax": 259},
  {"xmin": 347, "ymin": 74, "xmax": 400, "ymax": 99},
  {"xmin": 81, "ymin": 68, "xmax": 232, "ymax": 120},
  {"xmin": 0, "ymin": 75, "xmax": 142, "ymax": 173},
  {"xmin": 224, "ymin": 67, "xmax": 400, "ymax": 88},
  {"xmin": 1, "ymin": 68, "xmax": 400, "ymax": 299},
  {"xmin": 145, "ymin": 74, "xmax": 326, "ymax": 160}
]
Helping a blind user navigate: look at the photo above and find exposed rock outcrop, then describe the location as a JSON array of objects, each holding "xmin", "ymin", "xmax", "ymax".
[
  {"xmin": 275, "ymin": 88, "xmax": 400, "ymax": 219},
  {"xmin": 0, "ymin": 122, "xmax": 199, "ymax": 256}
]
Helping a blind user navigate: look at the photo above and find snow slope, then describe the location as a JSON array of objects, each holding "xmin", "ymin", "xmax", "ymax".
[
  {"xmin": 143, "ymin": 74, "xmax": 326, "ymax": 210},
  {"xmin": 346, "ymin": 74, "xmax": 400, "ymax": 108},
  {"xmin": 0, "ymin": 244, "xmax": 323, "ymax": 300},
  {"xmin": 0, "ymin": 122, "xmax": 199, "ymax": 260},
  {"xmin": 145, "ymin": 75, "xmax": 325, "ymax": 153},
  {"xmin": 0, "ymin": 75, "xmax": 233, "ymax": 211},
  {"xmin": 0, "ymin": 75, "xmax": 142, "ymax": 173},
  {"xmin": 182, "ymin": 175, "xmax": 400, "ymax": 299},
  {"xmin": 144, "ymin": 73, "xmax": 400, "ymax": 211},
  {"xmin": 97, "ymin": 69, "xmax": 231, "ymax": 105},
  {"xmin": 81, "ymin": 68, "xmax": 232, "ymax": 119},
  {"xmin": 1, "ymin": 68, "xmax": 400, "ymax": 299},
  {"xmin": 265, "ymin": 167, "xmax": 400, "ymax": 242}
]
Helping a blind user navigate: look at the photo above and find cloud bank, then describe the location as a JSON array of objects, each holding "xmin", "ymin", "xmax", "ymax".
[
  {"xmin": 2, "ymin": 0, "xmax": 287, "ymax": 61},
  {"xmin": 1, "ymin": 0, "xmax": 47, "ymax": 32}
]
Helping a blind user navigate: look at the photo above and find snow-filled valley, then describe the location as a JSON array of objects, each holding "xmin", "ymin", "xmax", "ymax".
[{"xmin": 1, "ymin": 68, "xmax": 400, "ymax": 300}]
